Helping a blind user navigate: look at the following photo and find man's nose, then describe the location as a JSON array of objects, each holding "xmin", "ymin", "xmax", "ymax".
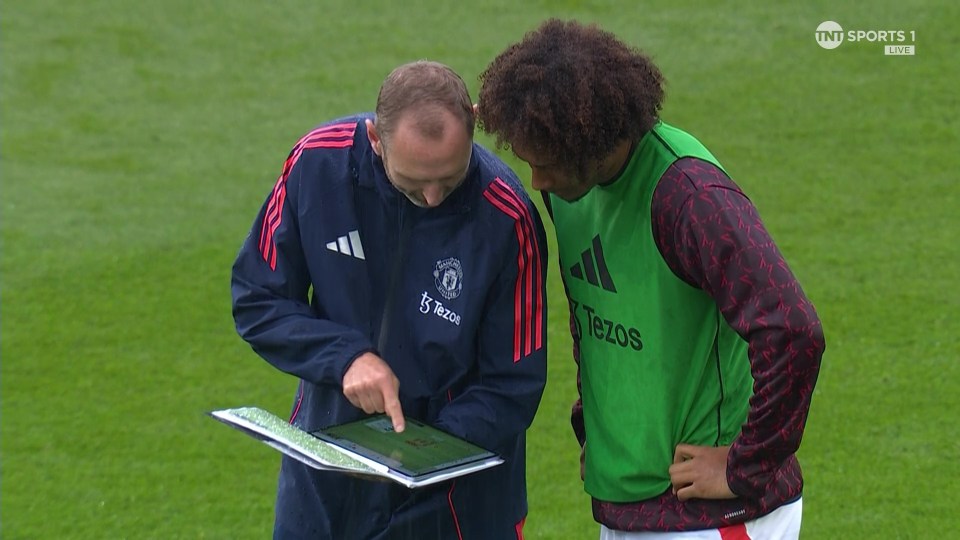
[{"xmin": 421, "ymin": 184, "xmax": 446, "ymax": 207}]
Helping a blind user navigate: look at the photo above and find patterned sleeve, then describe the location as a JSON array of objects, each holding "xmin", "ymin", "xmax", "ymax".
[{"xmin": 651, "ymin": 157, "xmax": 825, "ymax": 498}]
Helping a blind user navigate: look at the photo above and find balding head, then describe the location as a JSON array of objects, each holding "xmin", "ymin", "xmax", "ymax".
[
  {"xmin": 366, "ymin": 61, "xmax": 475, "ymax": 208},
  {"xmin": 374, "ymin": 61, "xmax": 475, "ymax": 144}
]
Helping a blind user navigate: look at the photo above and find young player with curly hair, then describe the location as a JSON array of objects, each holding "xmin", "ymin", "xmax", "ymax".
[{"xmin": 478, "ymin": 19, "xmax": 825, "ymax": 540}]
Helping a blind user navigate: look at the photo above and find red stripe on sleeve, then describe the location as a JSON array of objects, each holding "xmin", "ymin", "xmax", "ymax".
[
  {"xmin": 482, "ymin": 178, "xmax": 545, "ymax": 362},
  {"xmin": 489, "ymin": 179, "xmax": 544, "ymax": 351},
  {"xmin": 259, "ymin": 176, "xmax": 284, "ymax": 256},
  {"xmin": 310, "ymin": 122, "xmax": 355, "ymax": 136},
  {"xmin": 488, "ymin": 182, "xmax": 534, "ymax": 356},
  {"xmin": 482, "ymin": 190, "xmax": 524, "ymax": 361},
  {"xmin": 306, "ymin": 122, "xmax": 357, "ymax": 138},
  {"xmin": 303, "ymin": 139, "xmax": 354, "ymax": 149},
  {"xmin": 303, "ymin": 122, "xmax": 357, "ymax": 149},
  {"xmin": 257, "ymin": 122, "xmax": 357, "ymax": 270},
  {"xmin": 258, "ymin": 147, "xmax": 300, "ymax": 270},
  {"xmin": 266, "ymin": 184, "xmax": 287, "ymax": 269}
]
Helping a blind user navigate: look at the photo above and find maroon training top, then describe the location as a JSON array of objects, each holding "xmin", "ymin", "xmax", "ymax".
[{"xmin": 567, "ymin": 157, "xmax": 825, "ymax": 531}]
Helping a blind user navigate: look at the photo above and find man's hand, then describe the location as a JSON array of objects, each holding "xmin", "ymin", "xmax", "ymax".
[
  {"xmin": 342, "ymin": 352, "xmax": 406, "ymax": 432},
  {"xmin": 668, "ymin": 444, "xmax": 736, "ymax": 501}
]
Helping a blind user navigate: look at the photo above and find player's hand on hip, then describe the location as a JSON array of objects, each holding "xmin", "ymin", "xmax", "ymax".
[
  {"xmin": 668, "ymin": 444, "xmax": 736, "ymax": 501},
  {"xmin": 342, "ymin": 352, "xmax": 406, "ymax": 432}
]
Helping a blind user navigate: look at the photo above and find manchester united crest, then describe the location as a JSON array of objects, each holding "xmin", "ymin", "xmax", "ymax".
[{"xmin": 433, "ymin": 257, "xmax": 463, "ymax": 300}]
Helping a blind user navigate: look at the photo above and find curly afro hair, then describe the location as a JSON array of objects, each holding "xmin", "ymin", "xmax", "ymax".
[{"xmin": 478, "ymin": 19, "xmax": 665, "ymax": 174}]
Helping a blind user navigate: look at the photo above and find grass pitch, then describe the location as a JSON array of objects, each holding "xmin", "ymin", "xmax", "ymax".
[{"xmin": 2, "ymin": 1, "xmax": 957, "ymax": 538}]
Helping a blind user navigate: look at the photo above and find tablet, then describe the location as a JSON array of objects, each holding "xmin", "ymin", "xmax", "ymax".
[{"xmin": 311, "ymin": 415, "xmax": 501, "ymax": 480}]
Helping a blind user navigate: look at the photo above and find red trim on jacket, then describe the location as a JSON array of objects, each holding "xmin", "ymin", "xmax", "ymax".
[
  {"xmin": 259, "ymin": 122, "xmax": 357, "ymax": 269},
  {"xmin": 448, "ymin": 481, "xmax": 463, "ymax": 540},
  {"xmin": 482, "ymin": 178, "xmax": 545, "ymax": 361}
]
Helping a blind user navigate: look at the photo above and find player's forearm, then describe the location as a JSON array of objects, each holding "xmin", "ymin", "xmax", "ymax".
[
  {"xmin": 232, "ymin": 269, "xmax": 375, "ymax": 385},
  {"xmin": 727, "ymin": 317, "xmax": 824, "ymax": 496}
]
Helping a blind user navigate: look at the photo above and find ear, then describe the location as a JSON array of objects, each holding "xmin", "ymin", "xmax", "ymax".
[
  {"xmin": 366, "ymin": 119, "xmax": 382, "ymax": 156},
  {"xmin": 472, "ymin": 103, "xmax": 479, "ymax": 118}
]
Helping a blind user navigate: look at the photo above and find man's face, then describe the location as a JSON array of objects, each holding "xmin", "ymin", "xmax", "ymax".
[
  {"xmin": 369, "ymin": 110, "xmax": 472, "ymax": 208},
  {"xmin": 511, "ymin": 147, "xmax": 597, "ymax": 202}
]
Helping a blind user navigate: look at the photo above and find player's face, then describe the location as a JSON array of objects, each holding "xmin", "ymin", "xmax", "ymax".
[
  {"xmin": 511, "ymin": 147, "xmax": 597, "ymax": 202},
  {"xmin": 373, "ymin": 110, "xmax": 472, "ymax": 208},
  {"xmin": 513, "ymin": 139, "xmax": 636, "ymax": 202}
]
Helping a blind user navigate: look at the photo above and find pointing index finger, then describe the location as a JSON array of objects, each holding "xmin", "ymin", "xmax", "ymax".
[
  {"xmin": 384, "ymin": 397, "xmax": 405, "ymax": 433},
  {"xmin": 380, "ymin": 379, "xmax": 405, "ymax": 433}
]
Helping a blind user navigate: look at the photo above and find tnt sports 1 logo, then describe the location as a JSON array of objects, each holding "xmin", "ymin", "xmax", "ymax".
[
  {"xmin": 815, "ymin": 21, "xmax": 845, "ymax": 49},
  {"xmin": 815, "ymin": 21, "xmax": 916, "ymax": 55}
]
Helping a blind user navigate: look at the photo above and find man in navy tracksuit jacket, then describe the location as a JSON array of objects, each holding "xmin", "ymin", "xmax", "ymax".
[{"xmin": 231, "ymin": 62, "xmax": 548, "ymax": 539}]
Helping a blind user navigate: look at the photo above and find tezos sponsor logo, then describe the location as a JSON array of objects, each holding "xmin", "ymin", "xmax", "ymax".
[
  {"xmin": 419, "ymin": 291, "xmax": 462, "ymax": 326},
  {"xmin": 571, "ymin": 300, "xmax": 642, "ymax": 351}
]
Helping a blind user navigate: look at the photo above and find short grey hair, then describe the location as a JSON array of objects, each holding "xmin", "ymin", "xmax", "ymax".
[{"xmin": 375, "ymin": 60, "xmax": 475, "ymax": 143}]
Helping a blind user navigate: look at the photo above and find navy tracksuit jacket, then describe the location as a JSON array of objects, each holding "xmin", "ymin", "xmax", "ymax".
[{"xmin": 231, "ymin": 115, "xmax": 548, "ymax": 540}]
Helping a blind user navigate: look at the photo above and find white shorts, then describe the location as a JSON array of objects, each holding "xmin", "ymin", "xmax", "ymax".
[{"xmin": 599, "ymin": 498, "xmax": 802, "ymax": 540}]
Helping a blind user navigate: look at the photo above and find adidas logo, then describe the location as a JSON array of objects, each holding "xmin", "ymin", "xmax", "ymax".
[
  {"xmin": 569, "ymin": 234, "xmax": 617, "ymax": 292},
  {"xmin": 326, "ymin": 230, "xmax": 365, "ymax": 260}
]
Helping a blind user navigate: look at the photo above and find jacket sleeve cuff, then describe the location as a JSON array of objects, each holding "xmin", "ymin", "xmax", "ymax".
[
  {"xmin": 726, "ymin": 448, "xmax": 778, "ymax": 499},
  {"xmin": 334, "ymin": 345, "xmax": 379, "ymax": 385}
]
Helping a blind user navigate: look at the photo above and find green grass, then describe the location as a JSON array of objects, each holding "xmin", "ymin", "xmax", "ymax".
[{"xmin": 2, "ymin": 1, "xmax": 958, "ymax": 538}]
